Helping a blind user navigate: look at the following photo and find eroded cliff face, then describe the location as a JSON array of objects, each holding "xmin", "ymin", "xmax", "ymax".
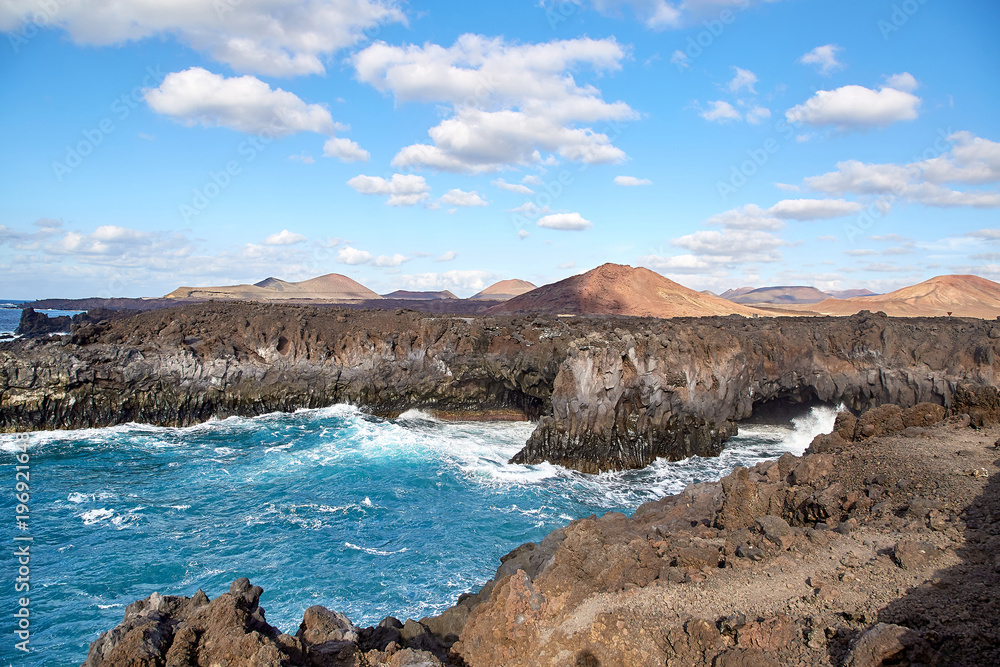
[{"xmin": 2, "ymin": 303, "xmax": 999, "ymax": 472}]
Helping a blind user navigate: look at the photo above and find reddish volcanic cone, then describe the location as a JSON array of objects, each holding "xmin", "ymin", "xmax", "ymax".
[{"xmin": 487, "ymin": 264, "xmax": 764, "ymax": 318}]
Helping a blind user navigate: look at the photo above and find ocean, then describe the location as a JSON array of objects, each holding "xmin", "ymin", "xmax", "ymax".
[{"xmin": 0, "ymin": 404, "xmax": 837, "ymax": 665}]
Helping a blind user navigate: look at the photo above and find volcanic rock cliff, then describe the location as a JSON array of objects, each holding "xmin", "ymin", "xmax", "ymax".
[{"xmin": 2, "ymin": 302, "xmax": 999, "ymax": 472}]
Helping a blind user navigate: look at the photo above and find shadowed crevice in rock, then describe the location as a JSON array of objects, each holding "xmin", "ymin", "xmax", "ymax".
[{"xmin": 873, "ymin": 451, "xmax": 1000, "ymax": 664}]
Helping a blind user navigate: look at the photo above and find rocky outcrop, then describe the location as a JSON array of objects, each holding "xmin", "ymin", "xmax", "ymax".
[
  {"xmin": 15, "ymin": 307, "xmax": 72, "ymax": 336},
  {"xmin": 91, "ymin": 401, "xmax": 1000, "ymax": 665},
  {"xmin": 2, "ymin": 304, "xmax": 999, "ymax": 471},
  {"xmin": 82, "ymin": 577, "xmax": 452, "ymax": 666}
]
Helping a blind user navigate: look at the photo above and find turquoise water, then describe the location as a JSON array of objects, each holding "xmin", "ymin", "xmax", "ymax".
[{"xmin": 0, "ymin": 404, "xmax": 835, "ymax": 665}]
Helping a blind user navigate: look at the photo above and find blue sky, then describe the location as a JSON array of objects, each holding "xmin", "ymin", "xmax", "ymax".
[{"xmin": 1, "ymin": 0, "xmax": 998, "ymax": 298}]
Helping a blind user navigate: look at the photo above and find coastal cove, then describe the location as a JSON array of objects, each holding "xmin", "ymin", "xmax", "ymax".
[{"xmin": 0, "ymin": 404, "xmax": 833, "ymax": 664}]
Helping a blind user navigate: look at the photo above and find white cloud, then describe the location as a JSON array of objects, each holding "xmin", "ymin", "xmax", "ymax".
[
  {"xmin": 705, "ymin": 205, "xmax": 783, "ymax": 231},
  {"xmin": 146, "ymin": 68, "xmax": 339, "ymax": 135},
  {"xmin": 913, "ymin": 131, "xmax": 1000, "ymax": 185},
  {"xmin": 440, "ymin": 189, "xmax": 489, "ymax": 207},
  {"xmin": 767, "ymin": 198, "xmax": 864, "ymax": 220},
  {"xmin": 746, "ymin": 106, "xmax": 771, "ymax": 125},
  {"xmin": 323, "ymin": 137, "xmax": 370, "ymax": 162},
  {"xmin": 637, "ymin": 253, "xmax": 714, "ymax": 274},
  {"xmin": 558, "ymin": 261, "xmax": 577, "ymax": 269},
  {"xmin": 436, "ymin": 251, "xmax": 458, "ymax": 262},
  {"xmin": 884, "ymin": 72, "xmax": 919, "ymax": 93},
  {"xmin": 614, "ymin": 176, "xmax": 653, "ymax": 186},
  {"xmin": 522, "ymin": 175, "xmax": 543, "ymax": 186},
  {"xmin": 354, "ymin": 35, "xmax": 635, "ymax": 173},
  {"xmin": 705, "ymin": 199, "xmax": 861, "ymax": 231},
  {"xmin": 798, "ymin": 44, "xmax": 844, "ymax": 76},
  {"xmin": 0, "ymin": 0, "xmax": 406, "ymax": 76},
  {"xmin": 805, "ymin": 133, "xmax": 1000, "ymax": 208},
  {"xmin": 146, "ymin": 68, "xmax": 366, "ymax": 160},
  {"xmin": 670, "ymin": 49, "xmax": 689, "ymax": 68},
  {"xmin": 337, "ymin": 246, "xmax": 374, "ymax": 265},
  {"xmin": 727, "ymin": 67, "xmax": 757, "ymax": 94},
  {"xmin": 34, "ymin": 218, "xmax": 62, "ymax": 229},
  {"xmin": 492, "ymin": 178, "xmax": 534, "ymax": 195},
  {"xmin": 374, "ymin": 253, "xmax": 409, "ymax": 267},
  {"xmin": 701, "ymin": 100, "xmax": 741, "ymax": 123},
  {"xmin": 264, "ymin": 230, "xmax": 306, "ymax": 246},
  {"xmin": 537, "ymin": 212, "xmax": 593, "ymax": 230},
  {"xmin": 672, "ymin": 229, "xmax": 789, "ymax": 263},
  {"xmin": 518, "ymin": 230, "xmax": 531, "ymax": 240},
  {"xmin": 289, "ymin": 152, "xmax": 316, "ymax": 164},
  {"xmin": 785, "ymin": 81, "xmax": 921, "ymax": 128},
  {"xmin": 347, "ymin": 174, "xmax": 431, "ymax": 206}
]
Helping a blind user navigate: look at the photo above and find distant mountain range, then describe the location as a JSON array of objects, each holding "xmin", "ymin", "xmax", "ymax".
[
  {"xmin": 166, "ymin": 274, "xmax": 382, "ymax": 302},
  {"xmin": 156, "ymin": 268, "xmax": 1000, "ymax": 319},
  {"xmin": 721, "ymin": 286, "xmax": 880, "ymax": 305},
  {"xmin": 381, "ymin": 290, "xmax": 457, "ymax": 300}
]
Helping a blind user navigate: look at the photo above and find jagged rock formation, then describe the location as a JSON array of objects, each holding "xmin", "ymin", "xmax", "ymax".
[
  {"xmin": 88, "ymin": 400, "xmax": 1000, "ymax": 666},
  {"xmin": 2, "ymin": 304, "xmax": 999, "ymax": 472},
  {"xmin": 82, "ymin": 577, "xmax": 453, "ymax": 666}
]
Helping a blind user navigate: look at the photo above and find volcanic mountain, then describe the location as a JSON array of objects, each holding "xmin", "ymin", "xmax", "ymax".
[
  {"xmin": 726, "ymin": 285, "xmax": 832, "ymax": 305},
  {"xmin": 826, "ymin": 288, "xmax": 879, "ymax": 299},
  {"xmin": 487, "ymin": 264, "xmax": 764, "ymax": 318},
  {"xmin": 165, "ymin": 273, "xmax": 381, "ymax": 302},
  {"xmin": 381, "ymin": 290, "xmax": 458, "ymax": 300},
  {"xmin": 470, "ymin": 279, "xmax": 537, "ymax": 301},
  {"xmin": 803, "ymin": 275, "xmax": 1000, "ymax": 318}
]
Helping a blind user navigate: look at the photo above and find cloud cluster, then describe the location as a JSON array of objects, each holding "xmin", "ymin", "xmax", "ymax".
[
  {"xmin": 347, "ymin": 174, "xmax": 431, "ymax": 206},
  {"xmin": 353, "ymin": 34, "xmax": 636, "ymax": 173},
  {"xmin": 699, "ymin": 67, "xmax": 770, "ymax": 125},
  {"xmin": 0, "ymin": 0, "xmax": 405, "ymax": 76},
  {"xmin": 805, "ymin": 131, "xmax": 1000, "ymax": 208},
  {"xmin": 146, "ymin": 68, "xmax": 368, "ymax": 161}
]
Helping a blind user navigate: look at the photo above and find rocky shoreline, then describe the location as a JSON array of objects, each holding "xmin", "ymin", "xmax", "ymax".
[
  {"xmin": 2, "ymin": 302, "xmax": 999, "ymax": 472},
  {"xmin": 82, "ymin": 399, "xmax": 1000, "ymax": 666}
]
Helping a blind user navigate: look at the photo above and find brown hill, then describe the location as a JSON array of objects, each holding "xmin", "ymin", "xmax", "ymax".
[
  {"xmin": 728, "ymin": 285, "xmax": 831, "ymax": 305},
  {"xmin": 826, "ymin": 288, "xmax": 879, "ymax": 299},
  {"xmin": 487, "ymin": 264, "xmax": 764, "ymax": 318},
  {"xmin": 165, "ymin": 273, "xmax": 381, "ymax": 302},
  {"xmin": 470, "ymin": 279, "xmax": 537, "ymax": 301},
  {"xmin": 381, "ymin": 290, "xmax": 458, "ymax": 300},
  {"xmin": 801, "ymin": 275, "xmax": 1000, "ymax": 318},
  {"xmin": 720, "ymin": 287, "xmax": 755, "ymax": 300}
]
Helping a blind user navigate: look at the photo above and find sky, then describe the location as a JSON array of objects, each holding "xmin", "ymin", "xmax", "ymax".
[{"xmin": 0, "ymin": 0, "xmax": 998, "ymax": 299}]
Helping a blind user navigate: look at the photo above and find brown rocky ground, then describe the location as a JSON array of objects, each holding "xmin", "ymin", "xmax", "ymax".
[{"xmin": 85, "ymin": 399, "xmax": 1000, "ymax": 666}]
